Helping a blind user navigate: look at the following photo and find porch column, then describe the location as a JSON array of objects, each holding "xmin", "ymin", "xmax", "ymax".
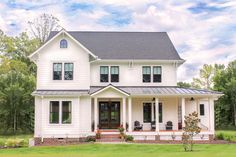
[
  {"xmin": 94, "ymin": 97, "xmax": 98, "ymax": 131},
  {"xmin": 128, "ymin": 97, "xmax": 132, "ymax": 132},
  {"xmin": 151, "ymin": 103, "xmax": 154, "ymax": 121},
  {"xmin": 181, "ymin": 97, "xmax": 186, "ymax": 129},
  {"xmin": 155, "ymin": 97, "xmax": 159, "ymax": 132},
  {"xmin": 209, "ymin": 97, "xmax": 215, "ymax": 133},
  {"xmin": 122, "ymin": 97, "xmax": 126, "ymax": 131}
]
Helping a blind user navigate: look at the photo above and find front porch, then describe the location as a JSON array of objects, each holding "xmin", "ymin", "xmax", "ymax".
[{"xmin": 91, "ymin": 85, "xmax": 215, "ymax": 140}]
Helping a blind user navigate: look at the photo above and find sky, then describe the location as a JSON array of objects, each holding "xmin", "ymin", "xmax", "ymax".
[{"xmin": 0, "ymin": 0, "xmax": 236, "ymax": 82}]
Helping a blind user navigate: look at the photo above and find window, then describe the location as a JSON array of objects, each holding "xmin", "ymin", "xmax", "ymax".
[
  {"xmin": 153, "ymin": 66, "xmax": 162, "ymax": 82},
  {"xmin": 100, "ymin": 66, "xmax": 109, "ymax": 82},
  {"xmin": 60, "ymin": 39, "xmax": 68, "ymax": 48},
  {"xmin": 200, "ymin": 104, "xmax": 205, "ymax": 116},
  {"xmin": 143, "ymin": 66, "xmax": 151, "ymax": 82},
  {"xmin": 53, "ymin": 63, "xmax": 62, "ymax": 80},
  {"xmin": 64, "ymin": 63, "xmax": 73, "ymax": 80},
  {"xmin": 143, "ymin": 103, "xmax": 152, "ymax": 123},
  {"xmin": 111, "ymin": 66, "xmax": 119, "ymax": 82},
  {"xmin": 154, "ymin": 103, "xmax": 163, "ymax": 123},
  {"xmin": 62, "ymin": 101, "xmax": 72, "ymax": 124},
  {"xmin": 50, "ymin": 101, "xmax": 59, "ymax": 124}
]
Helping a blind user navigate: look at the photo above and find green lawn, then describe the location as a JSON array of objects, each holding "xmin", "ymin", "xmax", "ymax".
[{"xmin": 0, "ymin": 144, "xmax": 236, "ymax": 157}]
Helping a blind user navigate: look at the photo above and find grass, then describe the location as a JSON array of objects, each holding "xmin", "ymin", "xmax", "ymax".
[
  {"xmin": 0, "ymin": 144, "xmax": 236, "ymax": 157},
  {"xmin": 216, "ymin": 130, "xmax": 236, "ymax": 142}
]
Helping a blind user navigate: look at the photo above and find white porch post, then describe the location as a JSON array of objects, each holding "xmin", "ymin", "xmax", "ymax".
[
  {"xmin": 155, "ymin": 97, "xmax": 159, "ymax": 132},
  {"xmin": 122, "ymin": 97, "xmax": 126, "ymax": 131},
  {"xmin": 151, "ymin": 103, "xmax": 154, "ymax": 121},
  {"xmin": 181, "ymin": 97, "xmax": 186, "ymax": 129},
  {"xmin": 209, "ymin": 97, "xmax": 215, "ymax": 132},
  {"xmin": 94, "ymin": 97, "xmax": 98, "ymax": 131},
  {"xmin": 128, "ymin": 97, "xmax": 132, "ymax": 132}
]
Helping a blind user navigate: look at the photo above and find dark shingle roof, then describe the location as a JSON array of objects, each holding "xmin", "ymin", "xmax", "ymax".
[{"xmin": 48, "ymin": 31, "xmax": 183, "ymax": 60}]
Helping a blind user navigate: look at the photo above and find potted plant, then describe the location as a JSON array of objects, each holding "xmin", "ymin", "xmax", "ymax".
[
  {"xmin": 96, "ymin": 129, "xmax": 101, "ymax": 139},
  {"xmin": 118, "ymin": 125, "xmax": 125, "ymax": 139}
]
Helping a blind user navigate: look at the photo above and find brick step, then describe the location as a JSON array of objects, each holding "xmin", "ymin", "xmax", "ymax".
[{"xmin": 101, "ymin": 134, "xmax": 120, "ymax": 138}]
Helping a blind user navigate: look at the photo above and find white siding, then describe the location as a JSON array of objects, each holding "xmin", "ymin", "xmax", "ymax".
[
  {"xmin": 36, "ymin": 34, "xmax": 90, "ymax": 90},
  {"xmin": 34, "ymin": 96, "xmax": 42, "ymax": 137},
  {"xmin": 90, "ymin": 61, "xmax": 177, "ymax": 86},
  {"xmin": 35, "ymin": 96, "xmax": 92, "ymax": 138},
  {"xmin": 130, "ymin": 97, "xmax": 178, "ymax": 131}
]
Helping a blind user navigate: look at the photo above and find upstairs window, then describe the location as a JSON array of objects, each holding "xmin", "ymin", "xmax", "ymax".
[
  {"xmin": 64, "ymin": 63, "xmax": 73, "ymax": 80},
  {"xmin": 50, "ymin": 101, "xmax": 59, "ymax": 124},
  {"xmin": 200, "ymin": 104, "xmax": 205, "ymax": 116},
  {"xmin": 53, "ymin": 63, "xmax": 62, "ymax": 80},
  {"xmin": 111, "ymin": 66, "xmax": 119, "ymax": 82},
  {"xmin": 60, "ymin": 39, "xmax": 68, "ymax": 48},
  {"xmin": 62, "ymin": 101, "xmax": 72, "ymax": 124},
  {"xmin": 153, "ymin": 66, "xmax": 162, "ymax": 82},
  {"xmin": 143, "ymin": 66, "xmax": 151, "ymax": 82},
  {"xmin": 100, "ymin": 66, "xmax": 109, "ymax": 82}
]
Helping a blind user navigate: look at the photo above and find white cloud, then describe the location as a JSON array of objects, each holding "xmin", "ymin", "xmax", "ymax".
[{"xmin": 0, "ymin": 0, "xmax": 236, "ymax": 82}]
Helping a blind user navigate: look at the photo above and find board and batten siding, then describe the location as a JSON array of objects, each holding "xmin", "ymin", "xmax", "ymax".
[
  {"xmin": 34, "ymin": 96, "xmax": 92, "ymax": 138},
  {"xmin": 36, "ymin": 34, "xmax": 90, "ymax": 90},
  {"xmin": 90, "ymin": 61, "xmax": 177, "ymax": 86}
]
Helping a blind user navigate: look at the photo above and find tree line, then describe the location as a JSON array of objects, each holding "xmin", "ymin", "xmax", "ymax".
[{"xmin": 0, "ymin": 13, "xmax": 235, "ymax": 134}]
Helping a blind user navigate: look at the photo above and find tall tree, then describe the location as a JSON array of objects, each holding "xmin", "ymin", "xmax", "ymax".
[
  {"xmin": 28, "ymin": 13, "xmax": 61, "ymax": 44},
  {"xmin": 177, "ymin": 82, "xmax": 191, "ymax": 88},
  {"xmin": 214, "ymin": 61, "xmax": 236, "ymax": 127},
  {"xmin": 192, "ymin": 64, "xmax": 214, "ymax": 89}
]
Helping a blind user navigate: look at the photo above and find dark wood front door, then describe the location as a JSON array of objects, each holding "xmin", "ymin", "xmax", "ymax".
[{"xmin": 99, "ymin": 101, "xmax": 120, "ymax": 129}]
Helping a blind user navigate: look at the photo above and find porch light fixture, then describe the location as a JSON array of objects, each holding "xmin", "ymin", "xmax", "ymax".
[
  {"xmin": 190, "ymin": 97, "xmax": 194, "ymax": 101},
  {"xmin": 152, "ymin": 97, "xmax": 155, "ymax": 101}
]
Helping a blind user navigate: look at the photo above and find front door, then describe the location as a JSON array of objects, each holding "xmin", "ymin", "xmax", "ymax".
[{"xmin": 99, "ymin": 101, "xmax": 120, "ymax": 129}]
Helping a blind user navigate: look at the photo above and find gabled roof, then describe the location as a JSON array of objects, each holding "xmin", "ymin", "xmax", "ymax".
[{"xmin": 47, "ymin": 31, "xmax": 184, "ymax": 61}]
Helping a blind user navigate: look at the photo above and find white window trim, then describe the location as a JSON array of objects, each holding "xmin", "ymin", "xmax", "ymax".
[
  {"xmin": 48, "ymin": 100, "xmax": 73, "ymax": 126},
  {"xmin": 100, "ymin": 65, "xmax": 120, "ymax": 83},
  {"xmin": 142, "ymin": 101, "xmax": 164, "ymax": 124},
  {"xmin": 52, "ymin": 61, "xmax": 75, "ymax": 81},
  {"xmin": 141, "ymin": 65, "xmax": 162, "ymax": 83}
]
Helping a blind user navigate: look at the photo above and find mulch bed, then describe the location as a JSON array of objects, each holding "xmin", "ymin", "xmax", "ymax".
[{"xmin": 133, "ymin": 140, "xmax": 234, "ymax": 144}]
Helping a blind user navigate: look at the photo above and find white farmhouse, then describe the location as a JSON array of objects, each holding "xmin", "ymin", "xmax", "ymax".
[{"xmin": 29, "ymin": 30, "xmax": 222, "ymax": 144}]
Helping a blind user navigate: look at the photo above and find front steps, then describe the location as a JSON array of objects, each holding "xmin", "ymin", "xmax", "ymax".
[{"xmin": 96, "ymin": 130, "xmax": 124, "ymax": 142}]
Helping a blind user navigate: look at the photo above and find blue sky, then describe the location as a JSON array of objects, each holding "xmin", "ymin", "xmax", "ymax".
[{"xmin": 0, "ymin": 0, "xmax": 236, "ymax": 81}]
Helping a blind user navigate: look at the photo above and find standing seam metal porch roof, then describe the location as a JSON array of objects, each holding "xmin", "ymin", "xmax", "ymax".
[
  {"xmin": 89, "ymin": 86, "xmax": 222, "ymax": 96},
  {"xmin": 48, "ymin": 31, "xmax": 184, "ymax": 60},
  {"xmin": 32, "ymin": 87, "xmax": 222, "ymax": 96}
]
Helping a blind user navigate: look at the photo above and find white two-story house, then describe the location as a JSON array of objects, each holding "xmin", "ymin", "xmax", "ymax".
[{"xmin": 29, "ymin": 29, "xmax": 222, "ymax": 144}]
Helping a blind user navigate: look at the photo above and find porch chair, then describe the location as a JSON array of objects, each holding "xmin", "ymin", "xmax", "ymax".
[
  {"xmin": 165, "ymin": 121, "xmax": 173, "ymax": 130},
  {"xmin": 151, "ymin": 121, "xmax": 156, "ymax": 130},
  {"xmin": 134, "ymin": 121, "xmax": 143, "ymax": 131}
]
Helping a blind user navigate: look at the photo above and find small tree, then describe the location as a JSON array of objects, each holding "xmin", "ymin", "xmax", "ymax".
[{"xmin": 182, "ymin": 111, "xmax": 201, "ymax": 151}]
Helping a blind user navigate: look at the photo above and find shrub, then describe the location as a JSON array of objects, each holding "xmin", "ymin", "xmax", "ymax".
[
  {"xmin": 96, "ymin": 129, "xmax": 101, "ymax": 139},
  {"xmin": 85, "ymin": 136, "xmax": 96, "ymax": 142},
  {"xmin": 125, "ymin": 135, "xmax": 134, "ymax": 142},
  {"xmin": 0, "ymin": 140, "xmax": 5, "ymax": 148},
  {"xmin": 5, "ymin": 139, "xmax": 24, "ymax": 148}
]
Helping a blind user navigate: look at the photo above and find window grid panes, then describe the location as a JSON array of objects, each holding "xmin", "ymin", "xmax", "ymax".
[
  {"xmin": 143, "ymin": 66, "xmax": 151, "ymax": 82},
  {"xmin": 64, "ymin": 63, "xmax": 73, "ymax": 80},
  {"xmin": 111, "ymin": 66, "xmax": 119, "ymax": 82},
  {"xmin": 50, "ymin": 101, "xmax": 59, "ymax": 124},
  {"xmin": 53, "ymin": 63, "xmax": 62, "ymax": 80},
  {"xmin": 153, "ymin": 66, "xmax": 162, "ymax": 82},
  {"xmin": 100, "ymin": 66, "xmax": 109, "ymax": 82},
  {"xmin": 62, "ymin": 101, "xmax": 72, "ymax": 124},
  {"xmin": 60, "ymin": 39, "xmax": 68, "ymax": 48}
]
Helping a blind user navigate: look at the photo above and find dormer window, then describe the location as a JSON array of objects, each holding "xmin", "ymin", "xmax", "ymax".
[{"xmin": 60, "ymin": 39, "xmax": 68, "ymax": 48}]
